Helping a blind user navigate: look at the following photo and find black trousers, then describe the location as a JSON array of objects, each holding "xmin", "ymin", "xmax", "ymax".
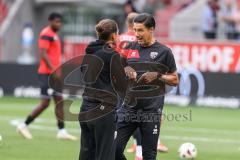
[
  {"xmin": 132, "ymin": 129, "xmax": 142, "ymax": 145},
  {"xmin": 79, "ymin": 112, "xmax": 117, "ymax": 160},
  {"xmin": 226, "ymin": 32, "xmax": 240, "ymax": 40},
  {"xmin": 204, "ymin": 31, "xmax": 217, "ymax": 39},
  {"xmin": 115, "ymin": 107, "xmax": 161, "ymax": 160}
]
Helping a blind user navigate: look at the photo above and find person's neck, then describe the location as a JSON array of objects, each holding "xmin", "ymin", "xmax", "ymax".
[
  {"xmin": 106, "ymin": 40, "xmax": 116, "ymax": 48},
  {"xmin": 127, "ymin": 27, "xmax": 134, "ymax": 33},
  {"xmin": 50, "ymin": 26, "xmax": 58, "ymax": 33},
  {"xmin": 142, "ymin": 38, "xmax": 156, "ymax": 47}
]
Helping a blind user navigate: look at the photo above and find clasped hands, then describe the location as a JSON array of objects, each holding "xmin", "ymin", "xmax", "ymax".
[{"xmin": 124, "ymin": 66, "xmax": 161, "ymax": 84}]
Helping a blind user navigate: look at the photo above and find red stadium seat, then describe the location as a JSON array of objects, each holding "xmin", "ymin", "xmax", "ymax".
[{"xmin": 0, "ymin": 0, "xmax": 8, "ymax": 25}]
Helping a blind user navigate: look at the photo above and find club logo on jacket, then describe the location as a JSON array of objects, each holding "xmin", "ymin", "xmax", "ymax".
[
  {"xmin": 127, "ymin": 49, "xmax": 140, "ymax": 59},
  {"xmin": 153, "ymin": 125, "xmax": 158, "ymax": 135},
  {"xmin": 150, "ymin": 52, "xmax": 159, "ymax": 59}
]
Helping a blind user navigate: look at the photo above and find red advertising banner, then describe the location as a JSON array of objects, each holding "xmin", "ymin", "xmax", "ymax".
[
  {"xmin": 163, "ymin": 41, "xmax": 240, "ymax": 73},
  {"xmin": 64, "ymin": 41, "xmax": 87, "ymax": 62},
  {"xmin": 64, "ymin": 40, "xmax": 240, "ymax": 73}
]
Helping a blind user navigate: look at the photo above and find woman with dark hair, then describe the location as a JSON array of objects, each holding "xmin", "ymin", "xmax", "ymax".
[{"xmin": 79, "ymin": 19, "xmax": 120, "ymax": 160}]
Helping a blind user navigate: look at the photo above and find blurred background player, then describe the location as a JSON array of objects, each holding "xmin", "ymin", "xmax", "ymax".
[
  {"xmin": 119, "ymin": 12, "xmax": 169, "ymax": 160},
  {"xmin": 118, "ymin": 12, "xmax": 138, "ymax": 57},
  {"xmin": 16, "ymin": 12, "xmax": 77, "ymax": 141}
]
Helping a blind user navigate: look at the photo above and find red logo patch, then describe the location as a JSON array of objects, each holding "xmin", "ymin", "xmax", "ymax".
[{"xmin": 127, "ymin": 50, "xmax": 140, "ymax": 59}]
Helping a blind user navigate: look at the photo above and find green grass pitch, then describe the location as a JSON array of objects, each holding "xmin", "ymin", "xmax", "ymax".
[{"xmin": 0, "ymin": 97, "xmax": 240, "ymax": 160}]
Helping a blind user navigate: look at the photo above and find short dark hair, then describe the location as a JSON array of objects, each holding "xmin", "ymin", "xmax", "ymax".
[
  {"xmin": 48, "ymin": 12, "xmax": 62, "ymax": 21},
  {"xmin": 133, "ymin": 13, "xmax": 155, "ymax": 29},
  {"xmin": 95, "ymin": 19, "xmax": 118, "ymax": 41},
  {"xmin": 127, "ymin": 12, "xmax": 139, "ymax": 26}
]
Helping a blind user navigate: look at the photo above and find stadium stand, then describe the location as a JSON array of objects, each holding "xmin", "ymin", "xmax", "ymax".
[
  {"xmin": 0, "ymin": 0, "xmax": 8, "ymax": 26},
  {"xmin": 170, "ymin": 0, "xmax": 206, "ymax": 41},
  {"xmin": 155, "ymin": 0, "xmax": 196, "ymax": 39},
  {"xmin": 0, "ymin": 0, "xmax": 16, "ymax": 60}
]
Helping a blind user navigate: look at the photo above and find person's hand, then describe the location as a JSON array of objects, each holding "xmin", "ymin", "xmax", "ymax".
[
  {"xmin": 124, "ymin": 66, "xmax": 137, "ymax": 81},
  {"xmin": 137, "ymin": 72, "xmax": 159, "ymax": 84}
]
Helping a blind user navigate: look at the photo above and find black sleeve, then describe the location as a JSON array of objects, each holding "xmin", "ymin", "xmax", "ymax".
[
  {"xmin": 40, "ymin": 35, "xmax": 54, "ymax": 41},
  {"xmin": 165, "ymin": 49, "xmax": 177, "ymax": 73}
]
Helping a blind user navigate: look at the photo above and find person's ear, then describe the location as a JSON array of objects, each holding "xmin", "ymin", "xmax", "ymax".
[
  {"xmin": 149, "ymin": 27, "xmax": 154, "ymax": 34},
  {"xmin": 112, "ymin": 33, "xmax": 118, "ymax": 41}
]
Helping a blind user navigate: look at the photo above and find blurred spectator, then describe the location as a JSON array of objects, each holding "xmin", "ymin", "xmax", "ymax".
[
  {"xmin": 161, "ymin": 0, "xmax": 172, "ymax": 6},
  {"xmin": 179, "ymin": 0, "xmax": 195, "ymax": 10},
  {"xmin": 220, "ymin": 0, "xmax": 238, "ymax": 40},
  {"xmin": 232, "ymin": 0, "xmax": 240, "ymax": 39},
  {"xmin": 124, "ymin": 0, "xmax": 138, "ymax": 16},
  {"xmin": 202, "ymin": 0, "xmax": 220, "ymax": 39},
  {"xmin": 132, "ymin": 0, "xmax": 146, "ymax": 12},
  {"xmin": 0, "ymin": 0, "xmax": 8, "ymax": 25},
  {"xmin": 220, "ymin": 0, "xmax": 240, "ymax": 40}
]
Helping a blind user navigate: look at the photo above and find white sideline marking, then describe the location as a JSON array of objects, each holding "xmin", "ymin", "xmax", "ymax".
[
  {"xmin": 2, "ymin": 116, "xmax": 240, "ymax": 135},
  {"xmin": 10, "ymin": 119, "xmax": 80, "ymax": 134},
  {"xmin": 161, "ymin": 135, "xmax": 240, "ymax": 145},
  {"xmin": 8, "ymin": 118, "xmax": 240, "ymax": 145},
  {"xmin": 164, "ymin": 126, "xmax": 240, "ymax": 135}
]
